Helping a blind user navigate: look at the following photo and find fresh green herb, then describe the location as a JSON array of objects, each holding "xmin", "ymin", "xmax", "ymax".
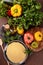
[
  {"xmin": 0, "ymin": 2, "xmax": 7, "ymax": 17},
  {"xmin": 0, "ymin": 0, "xmax": 43, "ymax": 29},
  {"xmin": 24, "ymin": 49, "xmax": 32, "ymax": 54},
  {"xmin": 8, "ymin": 0, "xmax": 43, "ymax": 30},
  {"xmin": 3, "ymin": 30, "xmax": 21, "ymax": 43},
  {"xmin": 5, "ymin": 30, "xmax": 11, "ymax": 36}
]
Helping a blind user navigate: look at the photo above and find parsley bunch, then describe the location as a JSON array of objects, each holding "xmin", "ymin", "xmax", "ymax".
[
  {"xmin": 0, "ymin": 0, "xmax": 43, "ymax": 30},
  {"xmin": 8, "ymin": 0, "xmax": 43, "ymax": 29}
]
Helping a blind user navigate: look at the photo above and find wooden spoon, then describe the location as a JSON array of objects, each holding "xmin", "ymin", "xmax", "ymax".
[
  {"xmin": 0, "ymin": 39, "xmax": 9, "ymax": 65},
  {"xmin": 0, "ymin": 39, "xmax": 3, "ymax": 51}
]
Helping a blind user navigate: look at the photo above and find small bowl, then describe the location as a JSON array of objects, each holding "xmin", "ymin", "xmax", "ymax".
[{"xmin": 3, "ymin": 40, "xmax": 28, "ymax": 65}]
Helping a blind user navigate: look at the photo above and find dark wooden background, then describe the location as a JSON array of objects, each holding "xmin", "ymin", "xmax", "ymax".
[{"xmin": 0, "ymin": 0, "xmax": 43, "ymax": 65}]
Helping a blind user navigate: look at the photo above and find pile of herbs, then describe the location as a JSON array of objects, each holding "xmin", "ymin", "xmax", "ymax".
[
  {"xmin": 0, "ymin": 2, "xmax": 7, "ymax": 17},
  {"xmin": 0, "ymin": 1, "xmax": 11, "ymax": 17},
  {"xmin": 0, "ymin": 0, "xmax": 43, "ymax": 30},
  {"xmin": 8, "ymin": 0, "xmax": 43, "ymax": 29},
  {"xmin": 2, "ymin": 30, "xmax": 22, "ymax": 43}
]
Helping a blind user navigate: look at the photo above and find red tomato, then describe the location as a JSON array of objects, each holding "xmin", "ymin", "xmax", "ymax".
[
  {"xmin": 24, "ymin": 32, "xmax": 34, "ymax": 44},
  {"xmin": 7, "ymin": 10, "xmax": 11, "ymax": 16}
]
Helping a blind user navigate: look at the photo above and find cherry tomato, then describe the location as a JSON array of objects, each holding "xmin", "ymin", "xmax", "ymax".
[{"xmin": 7, "ymin": 10, "xmax": 11, "ymax": 16}]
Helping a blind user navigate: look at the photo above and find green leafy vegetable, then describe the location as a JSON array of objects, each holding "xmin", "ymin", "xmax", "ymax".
[
  {"xmin": 3, "ymin": 30, "xmax": 21, "ymax": 43},
  {"xmin": 24, "ymin": 49, "xmax": 32, "ymax": 54},
  {"xmin": 0, "ymin": 0, "xmax": 43, "ymax": 30},
  {"xmin": 8, "ymin": 0, "xmax": 43, "ymax": 30},
  {"xmin": 0, "ymin": 2, "xmax": 7, "ymax": 17}
]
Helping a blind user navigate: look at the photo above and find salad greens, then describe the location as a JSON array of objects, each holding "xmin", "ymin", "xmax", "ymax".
[
  {"xmin": 3, "ymin": 31, "xmax": 21, "ymax": 43},
  {"xmin": 12, "ymin": 0, "xmax": 43, "ymax": 29},
  {"xmin": 0, "ymin": 0, "xmax": 43, "ymax": 30}
]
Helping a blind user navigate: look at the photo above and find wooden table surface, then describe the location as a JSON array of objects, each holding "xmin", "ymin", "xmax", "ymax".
[{"xmin": 0, "ymin": 0, "xmax": 43, "ymax": 65}]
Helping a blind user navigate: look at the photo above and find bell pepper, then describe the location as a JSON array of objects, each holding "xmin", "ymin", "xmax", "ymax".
[{"xmin": 11, "ymin": 4, "xmax": 22, "ymax": 17}]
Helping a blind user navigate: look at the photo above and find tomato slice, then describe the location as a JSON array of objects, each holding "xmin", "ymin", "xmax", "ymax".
[{"xmin": 24, "ymin": 32, "xmax": 34, "ymax": 44}]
